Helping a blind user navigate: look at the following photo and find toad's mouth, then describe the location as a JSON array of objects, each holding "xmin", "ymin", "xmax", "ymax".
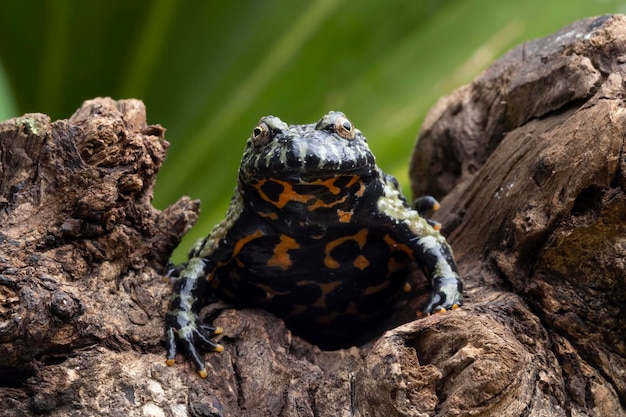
[{"xmin": 240, "ymin": 160, "xmax": 376, "ymax": 183}]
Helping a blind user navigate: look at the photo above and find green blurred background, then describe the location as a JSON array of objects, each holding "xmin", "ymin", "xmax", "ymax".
[{"xmin": 0, "ymin": 0, "xmax": 624, "ymax": 262}]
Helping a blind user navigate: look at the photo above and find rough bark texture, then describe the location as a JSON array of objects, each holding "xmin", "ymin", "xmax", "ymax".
[
  {"xmin": 0, "ymin": 99, "xmax": 200, "ymax": 416},
  {"xmin": 1, "ymin": 14, "xmax": 625, "ymax": 417},
  {"xmin": 410, "ymin": 14, "xmax": 626, "ymax": 416}
]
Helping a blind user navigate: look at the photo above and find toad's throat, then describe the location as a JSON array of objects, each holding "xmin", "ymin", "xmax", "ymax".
[{"xmin": 245, "ymin": 175, "xmax": 368, "ymax": 211}]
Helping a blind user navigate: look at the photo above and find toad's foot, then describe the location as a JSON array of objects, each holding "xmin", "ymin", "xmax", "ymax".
[
  {"xmin": 421, "ymin": 276, "xmax": 463, "ymax": 316},
  {"xmin": 413, "ymin": 196, "xmax": 442, "ymax": 230},
  {"xmin": 165, "ymin": 314, "xmax": 224, "ymax": 378},
  {"xmin": 412, "ymin": 195, "xmax": 440, "ymax": 215}
]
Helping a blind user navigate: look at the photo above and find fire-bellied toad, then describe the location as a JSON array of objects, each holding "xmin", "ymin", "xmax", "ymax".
[{"xmin": 165, "ymin": 111, "xmax": 462, "ymax": 377}]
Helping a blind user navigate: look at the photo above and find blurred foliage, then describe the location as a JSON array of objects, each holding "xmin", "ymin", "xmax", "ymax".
[{"xmin": 0, "ymin": 0, "xmax": 624, "ymax": 262}]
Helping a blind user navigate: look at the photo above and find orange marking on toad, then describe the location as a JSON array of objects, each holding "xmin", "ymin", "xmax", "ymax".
[
  {"xmin": 267, "ymin": 234, "xmax": 300, "ymax": 270},
  {"xmin": 324, "ymin": 229, "xmax": 368, "ymax": 269}
]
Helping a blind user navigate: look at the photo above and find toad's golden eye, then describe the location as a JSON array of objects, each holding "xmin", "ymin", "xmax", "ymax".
[
  {"xmin": 335, "ymin": 116, "xmax": 355, "ymax": 140},
  {"xmin": 251, "ymin": 122, "xmax": 272, "ymax": 147}
]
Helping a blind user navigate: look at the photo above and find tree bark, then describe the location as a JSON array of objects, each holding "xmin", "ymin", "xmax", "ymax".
[
  {"xmin": 410, "ymin": 14, "xmax": 626, "ymax": 416},
  {"xmin": 0, "ymin": 99, "xmax": 200, "ymax": 416},
  {"xmin": 1, "ymin": 14, "xmax": 625, "ymax": 417}
]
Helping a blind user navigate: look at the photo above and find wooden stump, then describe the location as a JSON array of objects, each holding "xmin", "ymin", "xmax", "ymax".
[{"xmin": 411, "ymin": 14, "xmax": 626, "ymax": 416}]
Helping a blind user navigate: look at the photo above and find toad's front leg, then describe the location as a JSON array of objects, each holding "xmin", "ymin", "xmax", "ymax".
[
  {"xmin": 165, "ymin": 257, "xmax": 224, "ymax": 378},
  {"xmin": 412, "ymin": 233, "xmax": 463, "ymax": 314}
]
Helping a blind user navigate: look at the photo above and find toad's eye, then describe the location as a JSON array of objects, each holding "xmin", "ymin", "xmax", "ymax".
[
  {"xmin": 335, "ymin": 116, "xmax": 355, "ymax": 140},
  {"xmin": 251, "ymin": 122, "xmax": 272, "ymax": 147}
]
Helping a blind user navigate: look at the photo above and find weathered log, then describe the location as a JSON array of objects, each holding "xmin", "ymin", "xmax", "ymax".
[
  {"xmin": 0, "ymin": 99, "xmax": 200, "ymax": 416},
  {"xmin": 411, "ymin": 13, "xmax": 626, "ymax": 416},
  {"xmin": 0, "ymin": 14, "xmax": 625, "ymax": 417}
]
